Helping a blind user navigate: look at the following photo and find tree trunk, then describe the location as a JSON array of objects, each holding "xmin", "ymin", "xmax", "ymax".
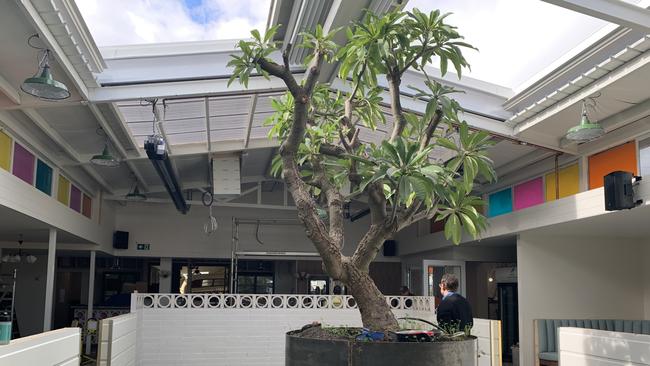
[{"xmin": 344, "ymin": 263, "xmax": 399, "ymax": 332}]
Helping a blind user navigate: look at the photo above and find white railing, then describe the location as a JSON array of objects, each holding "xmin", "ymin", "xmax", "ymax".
[{"xmin": 132, "ymin": 293, "xmax": 434, "ymax": 312}]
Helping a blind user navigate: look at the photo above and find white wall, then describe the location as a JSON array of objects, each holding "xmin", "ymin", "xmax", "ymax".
[
  {"xmin": 0, "ymin": 327, "xmax": 80, "ymax": 365},
  {"xmin": 98, "ymin": 313, "xmax": 137, "ymax": 366},
  {"xmin": 517, "ymin": 232, "xmax": 647, "ymax": 366},
  {"xmin": 113, "ymin": 203, "xmax": 395, "ymax": 261},
  {"xmin": 559, "ymin": 327, "xmax": 650, "ymax": 365}
]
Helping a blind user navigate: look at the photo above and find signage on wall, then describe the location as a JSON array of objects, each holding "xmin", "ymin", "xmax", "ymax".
[{"xmin": 136, "ymin": 243, "xmax": 150, "ymax": 251}]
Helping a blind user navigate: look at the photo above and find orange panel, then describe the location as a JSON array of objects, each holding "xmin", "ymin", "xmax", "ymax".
[{"xmin": 588, "ymin": 141, "xmax": 637, "ymax": 189}]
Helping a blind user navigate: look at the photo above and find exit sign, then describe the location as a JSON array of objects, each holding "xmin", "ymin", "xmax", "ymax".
[{"xmin": 137, "ymin": 243, "xmax": 150, "ymax": 251}]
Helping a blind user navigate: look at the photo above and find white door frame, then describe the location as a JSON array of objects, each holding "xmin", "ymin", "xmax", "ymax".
[{"xmin": 422, "ymin": 259, "xmax": 467, "ymax": 297}]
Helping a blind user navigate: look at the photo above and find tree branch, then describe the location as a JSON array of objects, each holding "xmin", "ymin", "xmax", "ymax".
[
  {"xmin": 387, "ymin": 71, "xmax": 408, "ymax": 142},
  {"xmin": 304, "ymin": 51, "xmax": 324, "ymax": 96},
  {"xmin": 257, "ymin": 57, "xmax": 301, "ymax": 96},
  {"xmin": 419, "ymin": 109, "xmax": 443, "ymax": 150},
  {"xmin": 351, "ymin": 220, "xmax": 396, "ymax": 272}
]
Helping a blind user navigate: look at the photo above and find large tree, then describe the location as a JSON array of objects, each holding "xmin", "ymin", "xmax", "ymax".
[{"xmin": 228, "ymin": 9, "xmax": 495, "ymax": 332}]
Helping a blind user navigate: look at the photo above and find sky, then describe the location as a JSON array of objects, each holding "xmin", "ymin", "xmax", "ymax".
[
  {"xmin": 76, "ymin": 0, "xmax": 271, "ymax": 46},
  {"xmin": 405, "ymin": 0, "xmax": 610, "ymax": 90}
]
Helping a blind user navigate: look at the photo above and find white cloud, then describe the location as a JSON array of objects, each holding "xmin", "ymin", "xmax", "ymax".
[
  {"xmin": 405, "ymin": 0, "xmax": 609, "ymax": 89},
  {"xmin": 76, "ymin": 0, "xmax": 270, "ymax": 46}
]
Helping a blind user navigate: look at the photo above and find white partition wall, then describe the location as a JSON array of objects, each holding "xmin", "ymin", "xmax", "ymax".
[
  {"xmin": 0, "ymin": 328, "xmax": 80, "ymax": 366},
  {"xmin": 559, "ymin": 327, "xmax": 650, "ymax": 365},
  {"xmin": 472, "ymin": 318, "xmax": 502, "ymax": 366},
  {"xmin": 98, "ymin": 313, "xmax": 137, "ymax": 366}
]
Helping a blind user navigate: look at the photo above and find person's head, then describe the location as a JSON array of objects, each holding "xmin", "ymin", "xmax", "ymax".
[
  {"xmin": 400, "ymin": 286, "xmax": 411, "ymax": 296},
  {"xmin": 439, "ymin": 274, "xmax": 459, "ymax": 296},
  {"xmin": 333, "ymin": 285, "xmax": 342, "ymax": 295}
]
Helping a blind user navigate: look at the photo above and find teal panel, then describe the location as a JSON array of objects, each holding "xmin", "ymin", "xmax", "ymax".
[
  {"xmin": 488, "ymin": 188, "xmax": 512, "ymax": 217},
  {"xmin": 35, "ymin": 160, "xmax": 53, "ymax": 195}
]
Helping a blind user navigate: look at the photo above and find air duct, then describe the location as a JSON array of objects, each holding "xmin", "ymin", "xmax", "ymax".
[{"xmin": 144, "ymin": 135, "xmax": 189, "ymax": 214}]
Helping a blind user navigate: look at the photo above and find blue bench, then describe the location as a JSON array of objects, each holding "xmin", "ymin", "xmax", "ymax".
[{"xmin": 535, "ymin": 319, "xmax": 650, "ymax": 365}]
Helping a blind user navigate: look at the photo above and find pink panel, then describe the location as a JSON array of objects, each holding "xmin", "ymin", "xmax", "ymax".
[
  {"xmin": 514, "ymin": 177, "xmax": 544, "ymax": 211},
  {"xmin": 70, "ymin": 185, "xmax": 82, "ymax": 212},
  {"xmin": 12, "ymin": 143, "xmax": 35, "ymax": 184}
]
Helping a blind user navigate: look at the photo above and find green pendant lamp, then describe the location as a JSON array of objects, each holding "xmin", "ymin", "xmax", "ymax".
[
  {"xmin": 90, "ymin": 143, "xmax": 120, "ymax": 167},
  {"xmin": 566, "ymin": 99, "xmax": 604, "ymax": 142},
  {"xmin": 126, "ymin": 185, "xmax": 147, "ymax": 201},
  {"xmin": 21, "ymin": 45, "xmax": 70, "ymax": 100}
]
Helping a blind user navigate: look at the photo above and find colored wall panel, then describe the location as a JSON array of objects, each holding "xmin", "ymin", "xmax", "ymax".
[
  {"xmin": 82, "ymin": 194, "xmax": 92, "ymax": 219},
  {"xmin": 0, "ymin": 130, "xmax": 11, "ymax": 171},
  {"xmin": 35, "ymin": 160, "xmax": 53, "ymax": 195},
  {"xmin": 545, "ymin": 164, "xmax": 580, "ymax": 201},
  {"xmin": 70, "ymin": 185, "xmax": 82, "ymax": 212},
  {"xmin": 488, "ymin": 188, "xmax": 512, "ymax": 217},
  {"xmin": 588, "ymin": 141, "xmax": 637, "ymax": 189},
  {"xmin": 514, "ymin": 177, "xmax": 544, "ymax": 210},
  {"xmin": 12, "ymin": 143, "xmax": 35, "ymax": 184},
  {"xmin": 57, "ymin": 175, "xmax": 70, "ymax": 205}
]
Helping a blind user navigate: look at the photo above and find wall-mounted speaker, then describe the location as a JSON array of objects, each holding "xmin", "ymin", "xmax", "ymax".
[
  {"xmin": 604, "ymin": 171, "xmax": 636, "ymax": 211},
  {"xmin": 113, "ymin": 231, "xmax": 129, "ymax": 249},
  {"xmin": 383, "ymin": 240, "xmax": 397, "ymax": 257}
]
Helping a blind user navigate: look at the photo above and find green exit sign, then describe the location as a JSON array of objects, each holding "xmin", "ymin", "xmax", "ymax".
[{"xmin": 136, "ymin": 243, "xmax": 150, "ymax": 251}]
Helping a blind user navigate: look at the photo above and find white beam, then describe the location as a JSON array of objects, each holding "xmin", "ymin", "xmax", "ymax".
[
  {"xmin": 0, "ymin": 73, "xmax": 20, "ymax": 105},
  {"xmin": 22, "ymin": 109, "xmax": 114, "ymax": 194},
  {"xmin": 543, "ymin": 0, "xmax": 650, "ymax": 33},
  {"xmin": 514, "ymin": 48, "xmax": 650, "ymax": 134},
  {"xmin": 89, "ymin": 77, "xmax": 288, "ymax": 103},
  {"xmin": 104, "ymin": 196, "xmax": 297, "ymax": 211},
  {"xmin": 17, "ymin": 0, "xmax": 90, "ymax": 99},
  {"xmin": 205, "ymin": 97, "xmax": 212, "ymax": 152},
  {"xmin": 43, "ymin": 228, "xmax": 56, "ymax": 331},
  {"xmin": 85, "ymin": 250, "xmax": 95, "ymax": 355},
  {"xmin": 243, "ymin": 94, "xmax": 259, "ymax": 148}
]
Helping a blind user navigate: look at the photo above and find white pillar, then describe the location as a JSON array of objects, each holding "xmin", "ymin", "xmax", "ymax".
[
  {"xmin": 159, "ymin": 258, "xmax": 172, "ymax": 293},
  {"xmin": 85, "ymin": 250, "xmax": 96, "ymax": 354},
  {"xmin": 43, "ymin": 228, "xmax": 57, "ymax": 331}
]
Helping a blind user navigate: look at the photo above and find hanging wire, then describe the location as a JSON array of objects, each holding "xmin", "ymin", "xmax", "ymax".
[{"xmin": 255, "ymin": 220, "xmax": 264, "ymax": 245}]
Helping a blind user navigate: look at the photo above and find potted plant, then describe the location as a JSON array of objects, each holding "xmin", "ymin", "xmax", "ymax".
[{"xmin": 228, "ymin": 7, "xmax": 494, "ymax": 365}]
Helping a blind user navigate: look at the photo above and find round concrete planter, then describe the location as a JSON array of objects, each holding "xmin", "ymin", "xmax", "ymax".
[{"xmin": 285, "ymin": 331, "xmax": 477, "ymax": 366}]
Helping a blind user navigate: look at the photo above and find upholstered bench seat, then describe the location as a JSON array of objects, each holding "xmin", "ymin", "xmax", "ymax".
[{"xmin": 536, "ymin": 319, "xmax": 650, "ymax": 365}]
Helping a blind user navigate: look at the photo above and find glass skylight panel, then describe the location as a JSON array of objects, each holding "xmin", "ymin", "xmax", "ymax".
[
  {"xmin": 405, "ymin": 0, "xmax": 611, "ymax": 90},
  {"xmin": 76, "ymin": 0, "xmax": 272, "ymax": 46}
]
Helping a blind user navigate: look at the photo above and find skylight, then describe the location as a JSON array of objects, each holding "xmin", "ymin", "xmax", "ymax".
[
  {"xmin": 76, "ymin": 0, "xmax": 271, "ymax": 47},
  {"xmin": 405, "ymin": 0, "xmax": 611, "ymax": 91}
]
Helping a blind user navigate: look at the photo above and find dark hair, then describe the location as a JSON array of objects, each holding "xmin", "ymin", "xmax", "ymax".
[
  {"xmin": 400, "ymin": 286, "xmax": 411, "ymax": 295},
  {"xmin": 440, "ymin": 274, "xmax": 459, "ymax": 292},
  {"xmin": 333, "ymin": 285, "xmax": 342, "ymax": 295}
]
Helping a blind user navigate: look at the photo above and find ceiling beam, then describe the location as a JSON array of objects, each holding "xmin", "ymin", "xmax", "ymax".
[
  {"xmin": 204, "ymin": 97, "xmax": 211, "ymax": 152},
  {"xmin": 104, "ymin": 195, "xmax": 297, "ymax": 211},
  {"xmin": 17, "ymin": 0, "xmax": 90, "ymax": 99},
  {"xmin": 88, "ymin": 76, "xmax": 288, "ymax": 103},
  {"xmin": 21, "ymin": 109, "xmax": 113, "ymax": 194},
  {"xmin": 542, "ymin": 0, "xmax": 650, "ymax": 33},
  {"xmin": 514, "ymin": 48, "xmax": 650, "ymax": 135},
  {"xmin": 243, "ymin": 94, "xmax": 258, "ymax": 149},
  {"xmin": 0, "ymin": 73, "xmax": 20, "ymax": 105}
]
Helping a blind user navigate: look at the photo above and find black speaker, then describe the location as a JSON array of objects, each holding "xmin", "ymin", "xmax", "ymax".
[
  {"xmin": 604, "ymin": 171, "xmax": 635, "ymax": 211},
  {"xmin": 113, "ymin": 231, "xmax": 129, "ymax": 249},
  {"xmin": 383, "ymin": 240, "xmax": 397, "ymax": 257}
]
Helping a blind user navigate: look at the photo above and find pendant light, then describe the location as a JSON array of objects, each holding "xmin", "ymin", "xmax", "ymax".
[
  {"xmin": 125, "ymin": 178, "xmax": 147, "ymax": 201},
  {"xmin": 21, "ymin": 35, "xmax": 70, "ymax": 100},
  {"xmin": 90, "ymin": 129, "xmax": 120, "ymax": 167},
  {"xmin": 0, "ymin": 235, "xmax": 36, "ymax": 264},
  {"xmin": 565, "ymin": 99, "xmax": 604, "ymax": 142}
]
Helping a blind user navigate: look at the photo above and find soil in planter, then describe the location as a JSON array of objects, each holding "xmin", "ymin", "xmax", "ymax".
[{"xmin": 294, "ymin": 324, "xmax": 472, "ymax": 343}]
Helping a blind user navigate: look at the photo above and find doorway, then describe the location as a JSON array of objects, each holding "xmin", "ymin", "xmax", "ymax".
[{"xmin": 422, "ymin": 260, "xmax": 466, "ymax": 305}]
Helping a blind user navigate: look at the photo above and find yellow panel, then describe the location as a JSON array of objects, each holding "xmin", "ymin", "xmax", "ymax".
[
  {"xmin": 545, "ymin": 164, "xmax": 580, "ymax": 201},
  {"xmin": 57, "ymin": 175, "xmax": 70, "ymax": 205},
  {"xmin": 0, "ymin": 130, "xmax": 11, "ymax": 171}
]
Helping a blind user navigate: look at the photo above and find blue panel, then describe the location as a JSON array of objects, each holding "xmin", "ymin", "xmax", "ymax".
[
  {"xmin": 35, "ymin": 160, "xmax": 53, "ymax": 195},
  {"xmin": 488, "ymin": 188, "xmax": 512, "ymax": 217}
]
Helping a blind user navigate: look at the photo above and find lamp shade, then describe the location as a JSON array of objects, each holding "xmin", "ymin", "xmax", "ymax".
[
  {"xmin": 21, "ymin": 65, "xmax": 70, "ymax": 100},
  {"xmin": 566, "ymin": 101, "xmax": 604, "ymax": 142},
  {"xmin": 125, "ymin": 186, "xmax": 147, "ymax": 201},
  {"xmin": 90, "ymin": 145, "xmax": 120, "ymax": 167}
]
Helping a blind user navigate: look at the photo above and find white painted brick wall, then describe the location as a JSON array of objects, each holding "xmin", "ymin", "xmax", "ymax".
[
  {"xmin": 559, "ymin": 327, "xmax": 650, "ymax": 365},
  {"xmin": 0, "ymin": 328, "xmax": 80, "ymax": 365}
]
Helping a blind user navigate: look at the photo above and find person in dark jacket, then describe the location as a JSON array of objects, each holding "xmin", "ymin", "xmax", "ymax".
[{"xmin": 436, "ymin": 274, "xmax": 473, "ymax": 331}]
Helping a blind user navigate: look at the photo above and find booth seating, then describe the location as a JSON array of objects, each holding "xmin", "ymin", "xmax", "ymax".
[{"xmin": 535, "ymin": 319, "xmax": 650, "ymax": 365}]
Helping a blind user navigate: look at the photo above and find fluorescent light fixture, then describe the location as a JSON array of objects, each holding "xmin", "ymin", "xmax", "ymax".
[{"xmin": 144, "ymin": 135, "xmax": 189, "ymax": 214}]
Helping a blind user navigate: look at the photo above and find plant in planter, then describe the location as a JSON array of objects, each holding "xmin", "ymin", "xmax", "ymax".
[{"xmin": 228, "ymin": 8, "xmax": 494, "ymax": 334}]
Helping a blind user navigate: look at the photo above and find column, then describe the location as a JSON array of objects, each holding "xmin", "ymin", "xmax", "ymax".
[
  {"xmin": 85, "ymin": 250, "xmax": 96, "ymax": 354},
  {"xmin": 43, "ymin": 228, "xmax": 56, "ymax": 331}
]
